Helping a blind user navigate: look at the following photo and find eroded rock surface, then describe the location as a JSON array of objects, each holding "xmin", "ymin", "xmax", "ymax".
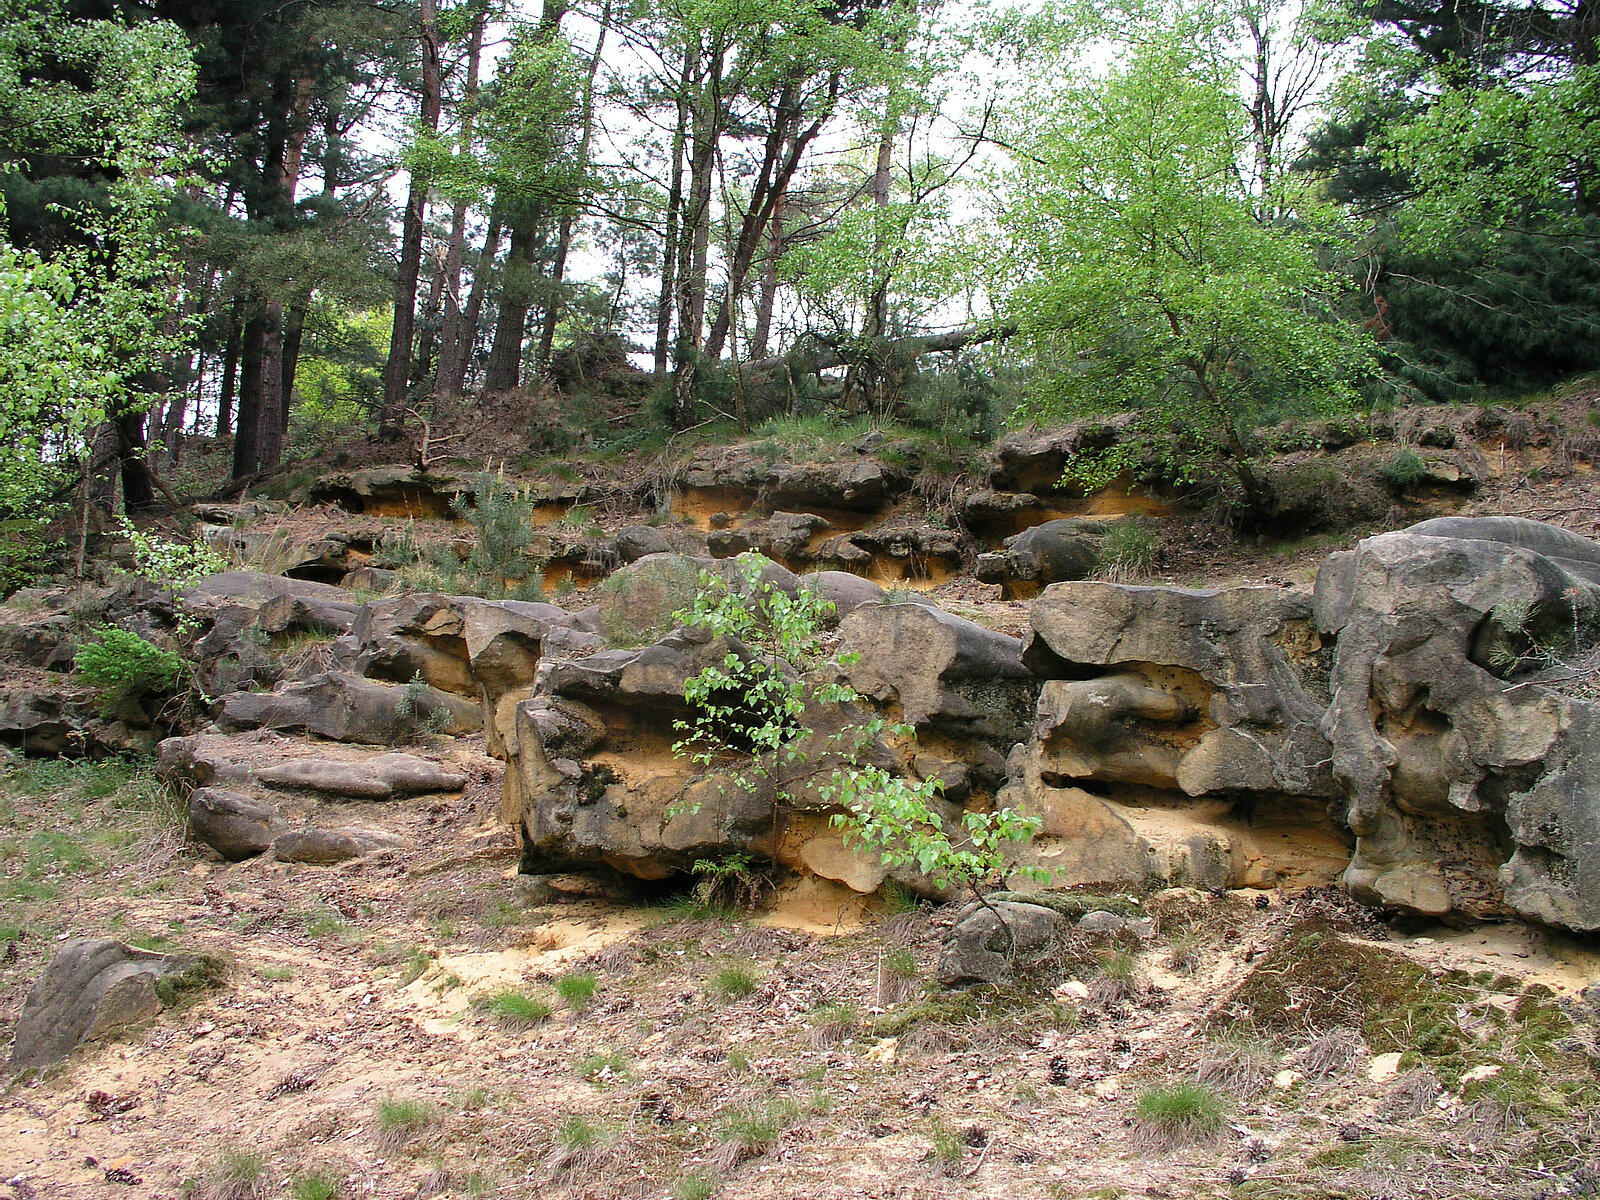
[
  {"xmin": 8, "ymin": 940, "xmax": 219, "ymax": 1073},
  {"xmin": 1316, "ymin": 517, "xmax": 1600, "ymax": 928}
]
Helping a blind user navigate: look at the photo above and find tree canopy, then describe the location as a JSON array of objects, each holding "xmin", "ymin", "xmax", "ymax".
[{"xmin": 1, "ymin": 0, "xmax": 1596, "ymax": 523}]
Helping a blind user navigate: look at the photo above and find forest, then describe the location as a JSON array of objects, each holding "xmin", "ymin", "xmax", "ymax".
[{"xmin": 1, "ymin": 0, "xmax": 1597, "ymax": 535}]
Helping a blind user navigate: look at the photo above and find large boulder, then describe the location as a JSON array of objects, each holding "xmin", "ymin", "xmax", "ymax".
[
  {"xmin": 188, "ymin": 787, "xmax": 283, "ymax": 860},
  {"xmin": 217, "ymin": 671, "xmax": 481, "ymax": 744},
  {"xmin": 8, "ymin": 939, "xmax": 222, "ymax": 1073},
  {"xmin": 348, "ymin": 592, "xmax": 601, "ymax": 755},
  {"xmin": 1315, "ymin": 517, "xmax": 1600, "ymax": 928},
  {"xmin": 505, "ymin": 621, "xmax": 903, "ymax": 883},
  {"xmin": 1001, "ymin": 581, "xmax": 1347, "ymax": 893},
  {"xmin": 937, "ymin": 901, "xmax": 1064, "ymax": 986},
  {"xmin": 838, "ymin": 602, "xmax": 1037, "ymax": 762}
]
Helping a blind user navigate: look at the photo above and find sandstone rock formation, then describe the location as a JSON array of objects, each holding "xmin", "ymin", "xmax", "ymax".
[
  {"xmin": 8, "ymin": 939, "xmax": 223, "ymax": 1073},
  {"xmin": 1316, "ymin": 516, "xmax": 1600, "ymax": 929}
]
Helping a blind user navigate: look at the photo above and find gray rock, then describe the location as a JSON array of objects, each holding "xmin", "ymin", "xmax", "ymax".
[
  {"xmin": 342, "ymin": 566, "xmax": 399, "ymax": 593},
  {"xmin": 180, "ymin": 572, "xmax": 350, "ymax": 613},
  {"xmin": 254, "ymin": 752, "xmax": 467, "ymax": 799},
  {"xmin": 8, "ymin": 939, "xmax": 218, "ymax": 1073},
  {"xmin": 217, "ymin": 671, "xmax": 481, "ymax": 744},
  {"xmin": 1315, "ymin": 520, "xmax": 1600, "ymax": 928},
  {"xmin": 838, "ymin": 602, "xmax": 1036, "ymax": 748},
  {"xmin": 799, "ymin": 571, "xmax": 886, "ymax": 622},
  {"xmin": 937, "ymin": 901, "xmax": 1064, "ymax": 985},
  {"xmin": 1076, "ymin": 910, "xmax": 1127, "ymax": 934},
  {"xmin": 1002, "ymin": 519, "xmax": 1103, "ymax": 585},
  {"xmin": 616, "ymin": 524, "xmax": 672, "ymax": 563},
  {"xmin": 188, "ymin": 787, "xmax": 282, "ymax": 860},
  {"xmin": 256, "ymin": 590, "xmax": 359, "ymax": 637},
  {"xmin": 271, "ymin": 827, "xmax": 391, "ymax": 864}
]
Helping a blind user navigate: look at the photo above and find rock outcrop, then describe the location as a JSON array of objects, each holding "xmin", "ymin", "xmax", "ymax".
[
  {"xmin": 1002, "ymin": 580, "xmax": 1348, "ymax": 893},
  {"xmin": 8, "ymin": 939, "xmax": 223, "ymax": 1073},
  {"xmin": 1315, "ymin": 516, "xmax": 1600, "ymax": 929}
]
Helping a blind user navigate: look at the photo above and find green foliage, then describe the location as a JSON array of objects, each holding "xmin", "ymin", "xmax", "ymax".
[
  {"xmin": 671, "ymin": 553, "xmax": 856, "ymax": 789},
  {"xmin": 673, "ymin": 552, "xmax": 1042, "ymax": 899},
  {"xmin": 374, "ymin": 1097, "xmax": 436, "ymax": 1149},
  {"xmin": 671, "ymin": 1168, "xmax": 720, "ymax": 1200},
  {"xmin": 289, "ymin": 1171, "xmax": 341, "ymax": 1200},
  {"xmin": 707, "ymin": 961, "xmax": 760, "ymax": 1001},
  {"xmin": 73, "ymin": 626, "xmax": 186, "ymax": 713},
  {"xmin": 444, "ymin": 473, "xmax": 546, "ymax": 600},
  {"xmin": 478, "ymin": 989, "xmax": 553, "ymax": 1030},
  {"xmin": 1094, "ymin": 520, "xmax": 1158, "ymax": 582},
  {"xmin": 998, "ymin": 17, "xmax": 1373, "ymax": 508},
  {"xmin": 1378, "ymin": 448, "xmax": 1429, "ymax": 487},
  {"xmin": 204, "ymin": 1147, "xmax": 267, "ymax": 1200},
  {"xmin": 119, "ymin": 519, "xmax": 227, "ymax": 587},
  {"xmin": 0, "ymin": 1, "xmax": 197, "ymax": 519},
  {"xmin": 555, "ymin": 971, "xmax": 599, "ymax": 1012},
  {"xmin": 1134, "ymin": 1082, "xmax": 1225, "ymax": 1146},
  {"xmin": 824, "ymin": 758, "xmax": 1043, "ymax": 894}
]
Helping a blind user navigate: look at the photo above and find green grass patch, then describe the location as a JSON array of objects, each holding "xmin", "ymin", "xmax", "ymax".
[
  {"xmin": 555, "ymin": 970, "xmax": 599, "ymax": 1012},
  {"xmin": 478, "ymin": 988, "xmax": 553, "ymax": 1030}
]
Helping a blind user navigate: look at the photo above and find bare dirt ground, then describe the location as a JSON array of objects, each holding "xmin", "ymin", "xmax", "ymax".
[{"xmin": 3, "ymin": 749, "xmax": 1598, "ymax": 1200}]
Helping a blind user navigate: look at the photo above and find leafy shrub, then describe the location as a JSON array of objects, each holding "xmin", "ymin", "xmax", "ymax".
[
  {"xmin": 119, "ymin": 517, "xmax": 227, "ymax": 587},
  {"xmin": 73, "ymin": 626, "xmax": 185, "ymax": 713},
  {"xmin": 673, "ymin": 553, "xmax": 1044, "ymax": 906}
]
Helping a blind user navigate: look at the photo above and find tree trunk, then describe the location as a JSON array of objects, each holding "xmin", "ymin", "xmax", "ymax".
[
  {"xmin": 379, "ymin": 0, "xmax": 444, "ymax": 438},
  {"xmin": 411, "ymin": 250, "xmax": 446, "ymax": 392},
  {"xmin": 654, "ymin": 50, "xmax": 693, "ymax": 377},
  {"xmin": 535, "ymin": 1, "xmax": 610, "ymax": 374},
  {"xmin": 434, "ymin": 6, "xmax": 487, "ymax": 400},
  {"xmin": 280, "ymin": 299, "xmax": 306, "ymax": 434},
  {"xmin": 484, "ymin": 210, "xmax": 539, "ymax": 391},
  {"xmin": 117, "ymin": 407, "xmax": 156, "ymax": 512},
  {"xmin": 217, "ymin": 306, "xmax": 242, "ymax": 437},
  {"xmin": 440, "ymin": 207, "xmax": 501, "ymax": 402},
  {"xmin": 749, "ymin": 186, "xmax": 785, "ymax": 361},
  {"xmin": 704, "ymin": 75, "xmax": 838, "ymax": 364},
  {"xmin": 232, "ymin": 313, "xmax": 267, "ymax": 478},
  {"xmin": 670, "ymin": 41, "xmax": 720, "ymax": 429}
]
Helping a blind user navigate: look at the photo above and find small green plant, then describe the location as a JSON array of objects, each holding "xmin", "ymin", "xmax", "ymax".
[
  {"xmin": 688, "ymin": 852, "xmax": 769, "ymax": 913},
  {"xmin": 714, "ymin": 1095, "xmax": 800, "ymax": 1167},
  {"xmin": 556, "ymin": 1114, "xmax": 604, "ymax": 1154},
  {"xmin": 119, "ymin": 517, "xmax": 227, "ymax": 587},
  {"xmin": 446, "ymin": 472, "xmax": 547, "ymax": 599},
  {"xmin": 374, "ymin": 1096, "xmax": 437, "ymax": 1150},
  {"xmin": 479, "ymin": 988, "xmax": 553, "ymax": 1030},
  {"xmin": 808, "ymin": 999, "xmax": 858, "ymax": 1048},
  {"xmin": 73, "ymin": 626, "xmax": 186, "ymax": 713},
  {"xmin": 1379, "ymin": 448, "xmax": 1430, "ymax": 488},
  {"xmin": 1133, "ymin": 1082, "xmax": 1225, "ymax": 1149},
  {"xmin": 204, "ymin": 1147, "xmax": 268, "ymax": 1200},
  {"xmin": 1095, "ymin": 520, "xmax": 1158, "ymax": 582},
  {"xmin": 672, "ymin": 1168, "xmax": 720, "ymax": 1200},
  {"xmin": 576, "ymin": 1049, "xmax": 629, "ymax": 1087},
  {"xmin": 289, "ymin": 1169, "xmax": 341, "ymax": 1200},
  {"xmin": 929, "ymin": 1122, "xmax": 967, "ymax": 1167},
  {"xmin": 707, "ymin": 961, "xmax": 759, "ymax": 1001},
  {"xmin": 555, "ymin": 970, "xmax": 599, "ymax": 1012}
]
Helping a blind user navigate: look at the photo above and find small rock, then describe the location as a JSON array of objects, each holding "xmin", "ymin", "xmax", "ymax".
[
  {"xmin": 865, "ymin": 1038, "xmax": 899, "ymax": 1066},
  {"xmin": 1459, "ymin": 1064, "xmax": 1501, "ymax": 1084},
  {"xmin": 1272, "ymin": 1069, "xmax": 1302, "ymax": 1090},
  {"xmin": 1056, "ymin": 980, "xmax": 1091, "ymax": 1001},
  {"xmin": 1367, "ymin": 1052, "xmax": 1403, "ymax": 1083},
  {"xmin": 1077, "ymin": 911, "xmax": 1127, "ymax": 935}
]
